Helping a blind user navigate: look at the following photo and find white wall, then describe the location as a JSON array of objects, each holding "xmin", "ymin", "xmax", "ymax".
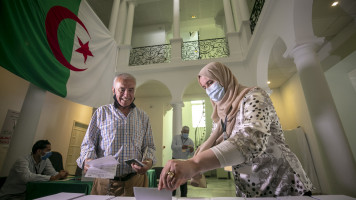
[
  {"xmin": 324, "ymin": 51, "xmax": 356, "ymax": 162},
  {"xmin": 162, "ymin": 107, "xmax": 172, "ymax": 167},
  {"xmin": 132, "ymin": 24, "xmax": 167, "ymax": 47},
  {"xmin": 270, "ymin": 72, "xmax": 329, "ymax": 194}
]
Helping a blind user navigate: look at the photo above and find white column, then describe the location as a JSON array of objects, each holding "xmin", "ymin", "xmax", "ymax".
[
  {"xmin": 237, "ymin": 0, "xmax": 250, "ymax": 21},
  {"xmin": 170, "ymin": 0, "xmax": 182, "ymax": 62},
  {"xmin": 115, "ymin": 0, "xmax": 127, "ymax": 45},
  {"xmin": 230, "ymin": 0, "xmax": 242, "ymax": 32},
  {"xmin": 171, "ymin": 102, "xmax": 184, "ymax": 136},
  {"xmin": 173, "ymin": 0, "xmax": 180, "ymax": 39},
  {"xmin": 223, "ymin": 0, "xmax": 236, "ymax": 33},
  {"xmin": 108, "ymin": 0, "xmax": 121, "ymax": 36},
  {"xmin": 1, "ymin": 84, "xmax": 46, "ymax": 176},
  {"xmin": 124, "ymin": 0, "xmax": 136, "ymax": 45},
  {"xmin": 291, "ymin": 43, "xmax": 356, "ymax": 196}
]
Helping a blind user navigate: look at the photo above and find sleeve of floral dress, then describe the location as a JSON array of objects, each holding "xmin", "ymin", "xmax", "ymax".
[{"xmin": 211, "ymin": 89, "xmax": 272, "ymax": 166}]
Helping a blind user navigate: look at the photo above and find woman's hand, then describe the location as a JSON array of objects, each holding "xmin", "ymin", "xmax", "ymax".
[{"xmin": 158, "ymin": 159, "xmax": 200, "ymax": 191}]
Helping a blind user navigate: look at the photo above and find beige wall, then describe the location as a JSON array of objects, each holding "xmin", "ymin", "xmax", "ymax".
[
  {"xmin": 34, "ymin": 92, "xmax": 93, "ymax": 169},
  {"xmin": 134, "ymin": 97, "xmax": 171, "ymax": 167},
  {"xmin": 0, "ymin": 68, "xmax": 29, "ymax": 170},
  {"xmin": 0, "ymin": 67, "xmax": 93, "ymax": 172}
]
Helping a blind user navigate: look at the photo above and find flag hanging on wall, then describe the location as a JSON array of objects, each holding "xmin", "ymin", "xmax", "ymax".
[{"xmin": 0, "ymin": 0, "xmax": 117, "ymax": 108}]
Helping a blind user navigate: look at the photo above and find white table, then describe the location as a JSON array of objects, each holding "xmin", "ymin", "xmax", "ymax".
[{"xmin": 35, "ymin": 192, "xmax": 355, "ymax": 200}]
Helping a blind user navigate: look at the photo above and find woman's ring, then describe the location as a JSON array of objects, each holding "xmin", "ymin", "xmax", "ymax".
[{"xmin": 167, "ymin": 171, "xmax": 175, "ymax": 178}]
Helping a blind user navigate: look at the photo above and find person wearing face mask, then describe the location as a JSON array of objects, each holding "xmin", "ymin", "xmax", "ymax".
[
  {"xmin": 77, "ymin": 73, "xmax": 156, "ymax": 197},
  {"xmin": 159, "ymin": 62, "xmax": 314, "ymax": 198},
  {"xmin": 171, "ymin": 126, "xmax": 194, "ymax": 197},
  {"xmin": 0, "ymin": 140, "xmax": 68, "ymax": 200}
]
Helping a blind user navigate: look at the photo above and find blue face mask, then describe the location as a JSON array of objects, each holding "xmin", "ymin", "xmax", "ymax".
[
  {"xmin": 182, "ymin": 133, "xmax": 189, "ymax": 139},
  {"xmin": 41, "ymin": 151, "xmax": 52, "ymax": 160},
  {"xmin": 206, "ymin": 81, "xmax": 225, "ymax": 102}
]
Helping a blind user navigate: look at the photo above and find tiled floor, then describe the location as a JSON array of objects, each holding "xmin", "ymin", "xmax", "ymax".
[{"xmin": 174, "ymin": 176, "xmax": 236, "ymax": 198}]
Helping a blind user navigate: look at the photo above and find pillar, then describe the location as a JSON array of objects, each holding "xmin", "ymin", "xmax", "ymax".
[
  {"xmin": 170, "ymin": 0, "xmax": 183, "ymax": 62},
  {"xmin": 290, "ymin": 42, "xmax": 356, "ymax": 196},
  {"xmin": 115, "ymin": 0, "xmax": 127, "ymax": 45},
  {"xmin": 123, "ymin": 0, "xmax": 136, "ymax": 45},
  {"xmin": 171, "ymin": 102, "xmax": 184, "ymax": 136},
  {"xmin": 172, "ymin": 0, "xmax": 180, "ymax": 39},
  {"xmin": 223, "ymin": 0, "xmax": 236, "ymax": 33},
  {"xmin": 1, "ymin": 84, "xmax": 46, "ymax": 176},
  {"xmin": 108, "ymin": 0, "xmax": 121, "ymax": 36}
]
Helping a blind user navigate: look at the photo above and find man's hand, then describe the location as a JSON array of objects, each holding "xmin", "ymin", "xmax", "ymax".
[
  {"xmin": 131, "ymin": 159, "xmax": 152, "ymax": 175},
  {"xmin": 188, "ymin": 146, "xmax": 194, "ymax": 153},
  {"xmin": 50, "ymin": 170, "xmax": 68, "ymax": 181},
  {"xmin": 83, "ymin": 158, "xmax": 93, "ymax": 173}
]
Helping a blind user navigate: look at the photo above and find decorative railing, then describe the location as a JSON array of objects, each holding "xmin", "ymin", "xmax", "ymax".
[
  {"xmin": 182, "ymin": 38, "xmax": 229, "ymax": 61},
  {"xmin": 250, "ymin": 0, "xmax": 265, "ymax": 34},
  {"xmin": 129, "ymin": 44, "xmax": 171, "ymax": 66},
  {"xmin": 129, "ymin": 38, "xmax": 229, "ymax": 66}
]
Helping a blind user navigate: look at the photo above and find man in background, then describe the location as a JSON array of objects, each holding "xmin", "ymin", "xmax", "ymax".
[
  {"xmin": 0, "ymin": 140, "xmax": 68, "ymax": 200},
  {"xmin": 77, "ymin": 73, "xmax": 156, "ymax": 197},
  {"xmin": 171, "ymin": 126, "xmax": 194, "ymax": 197}
]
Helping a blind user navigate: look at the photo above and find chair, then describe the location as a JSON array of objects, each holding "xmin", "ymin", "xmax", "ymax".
[
  {"xmin": 0, "ymin": 177, "xmax": 7, "ymax": 190},
  {"xmin": 152, "ymin": 167, "xmax": 163, "ymax": 178},
  {"xmin": 48, "ymin": 151, "xmax": 64, "ymax": 172},
  {"xmin": 75, "ymin": 165, "xmax": 82, "ymax": 177}
]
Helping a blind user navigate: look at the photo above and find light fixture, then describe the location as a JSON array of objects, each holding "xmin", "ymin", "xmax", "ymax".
[
  {"xmin": 331, "ymin": 1, "xmax": 338, "ymax": 6},
  {"xmin": 191, "ymin": 15, "xmax": 196, "ymax": 19},
  {"xmin": 267, "ymin": 81, "xmax": 271, "ymax": 84}
]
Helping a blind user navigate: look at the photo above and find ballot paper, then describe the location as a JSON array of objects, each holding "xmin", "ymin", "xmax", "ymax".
[
  {"xmin": 134, "ymin": 187, "xmax": 172, "ymax": 200},
  {"xmin": 34, "ymin": 192, "xmax": 85, "ymax": 199},
  {"xmin": 85, "ymin": 156, "xmax": 119, "ymax": 179}
]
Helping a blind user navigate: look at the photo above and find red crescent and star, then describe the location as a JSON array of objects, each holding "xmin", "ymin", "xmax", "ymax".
[{"xmin": 45, "ymin": 6, "xmax": 94, "ymax": 72}]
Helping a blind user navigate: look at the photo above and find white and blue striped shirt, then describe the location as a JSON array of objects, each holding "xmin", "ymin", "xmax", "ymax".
[{"xmin": 77, "ymin": 104, "xmax": 156, "ymax": 176}]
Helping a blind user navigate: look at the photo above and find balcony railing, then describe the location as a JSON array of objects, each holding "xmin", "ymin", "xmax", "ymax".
[
  {"xmin": 129, "ymin": 44, "xmax": 171, "ymax": 66},
  {"xmin": 129, "ymin": 38, "xmax": 229, "ymax": 66},
  {"xmin": 250, "ymin": 0, "xmax": 265, "ymax": 34},
  {"xmin": 182, "ymin": 38, "xmax": 229, "ymax": 61}
]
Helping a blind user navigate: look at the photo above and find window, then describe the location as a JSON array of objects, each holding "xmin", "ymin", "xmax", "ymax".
[{"xmin": 191, "ymin": 100, "xmax": 205, "ymax": 128}]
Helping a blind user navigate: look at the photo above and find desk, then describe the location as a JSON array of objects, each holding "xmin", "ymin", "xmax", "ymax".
[{"xmin": 26, "ymin": 179, "xmax": 93, "ymax": 200}]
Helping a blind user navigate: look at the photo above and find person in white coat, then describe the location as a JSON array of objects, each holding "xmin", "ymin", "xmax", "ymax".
[{"xmin": 171, "ymin": 126, "xmax": 194, "ymax": 197}]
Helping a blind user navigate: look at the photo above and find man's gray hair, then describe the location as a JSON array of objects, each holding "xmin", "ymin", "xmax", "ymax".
[{"xmin": 113, "ymin": 73, "xmax": 136, "ymax": 86}]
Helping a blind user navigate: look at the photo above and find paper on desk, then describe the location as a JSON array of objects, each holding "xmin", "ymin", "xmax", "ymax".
[
  {"xmin": 85, "ymin": 156, "xmax": 119, "ymax": 179},
  {"xmin": 74, "ymin": 195, "xmax": 116, "ymax": 200},
  {"xmin": 134, "ymin": 187, "xmax": 172, "ymax": 200},
  {"xmin": 276, "ymin": 197, "xmax": 313, "ymax": 200},
  {"xmin": 34, "ymin": 192, "xmax": 85, "ymax": 200}
]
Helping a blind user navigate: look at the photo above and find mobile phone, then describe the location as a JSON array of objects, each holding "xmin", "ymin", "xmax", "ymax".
[{"xmin": 124, "ymin": 159, "xmax": 145, "ymax": 167}]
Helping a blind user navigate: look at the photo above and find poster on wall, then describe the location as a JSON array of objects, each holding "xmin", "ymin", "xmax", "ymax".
[{"xmin": 0, "ymin": 110, "xmax": 20, "ymax": 146}]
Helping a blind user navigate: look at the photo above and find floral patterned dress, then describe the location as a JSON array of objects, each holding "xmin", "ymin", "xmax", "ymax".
[{"xmin": 211, "ymin": 88, "xmax": 314, "ymax": 197}]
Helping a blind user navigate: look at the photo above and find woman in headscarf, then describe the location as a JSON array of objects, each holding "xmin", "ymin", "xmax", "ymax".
[{"xmin": 159, "ymin": 62, "xmax": 314, "ymax": 197}]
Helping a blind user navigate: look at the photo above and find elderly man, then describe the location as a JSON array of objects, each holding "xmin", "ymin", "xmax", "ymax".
[
  {"xmin": 77, "ymin": 73, "xmax": 156, "ymax": 197},
  {"xmin": 171, "ymin": 126, "xmax": 194, "ymax": 197},
  {"xmin": 0, "ymin": 140, "xmax": 68, "ymax": 200}
]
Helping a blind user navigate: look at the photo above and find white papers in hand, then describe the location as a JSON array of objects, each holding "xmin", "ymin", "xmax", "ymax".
[{"xmin": 85, "ymin": 156, "xmax": 118, "ymax": 179}]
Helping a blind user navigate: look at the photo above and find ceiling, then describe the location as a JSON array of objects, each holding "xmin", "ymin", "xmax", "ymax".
[{"xmin": 87, "ymin": 0, "xmax": 356, "ymax": 96}]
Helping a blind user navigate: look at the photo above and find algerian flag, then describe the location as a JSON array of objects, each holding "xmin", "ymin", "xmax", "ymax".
[{"xmin": 0, "ymin": 0, "xmax": 117, "ymax": 108}]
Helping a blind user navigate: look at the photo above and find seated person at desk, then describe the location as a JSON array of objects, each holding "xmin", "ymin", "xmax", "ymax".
[{"xmin": 0, "ymin": 140, "xmax": 68, "ymax": 200}]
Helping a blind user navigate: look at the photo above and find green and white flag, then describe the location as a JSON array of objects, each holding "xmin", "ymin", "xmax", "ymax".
[{"xmin": 0, "ymin": 0, "xmax": 117, "ymax": 108}]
